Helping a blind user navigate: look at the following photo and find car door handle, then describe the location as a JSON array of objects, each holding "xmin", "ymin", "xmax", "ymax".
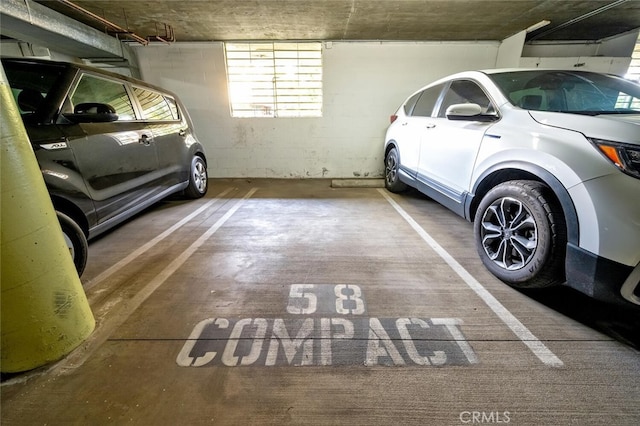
[
  {"xmin": 139, "ymin": 134, "xmax": 153, "ymax": 145},
  {"xmin": 426, "ymin": 123, "xmax": 436, "ymax": 129},
  {"xmin": 179, "ymin": 129, "xmax": 187, "ymax": 137}
]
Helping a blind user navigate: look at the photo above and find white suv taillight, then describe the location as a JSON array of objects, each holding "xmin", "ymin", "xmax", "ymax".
[{"xmin": 390, "ymin": 114, "xmax": 398, "ymax": 124}]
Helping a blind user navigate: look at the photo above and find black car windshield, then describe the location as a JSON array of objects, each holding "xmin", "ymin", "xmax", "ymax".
[{"xmin": 489, "ymin": 70, "xmax": 640, "ymax": 115}]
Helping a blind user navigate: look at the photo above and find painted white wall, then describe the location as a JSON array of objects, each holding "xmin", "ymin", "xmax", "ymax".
[
  {"xmin": 133, "ymin": 41, "xmax": 500, "ymax": 178},
  {"xmin": 519, "ymin": 56, "xmax": 632, "ymax": 75},
  {"xmin": 522, "ymin": 30, "xmax": 639, "ymax": 58},
  {"xmin": 496, "ymin": 31, "xmax": 526, "ymax": 68},
  {"xmin": 517, "ymin": 31, "xmax": 638, "ymax": 76}
]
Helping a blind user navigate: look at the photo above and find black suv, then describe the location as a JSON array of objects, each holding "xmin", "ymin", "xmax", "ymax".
[{"xmin": 2, "ymin": 58, "xmax": 209, "ymax": 276}]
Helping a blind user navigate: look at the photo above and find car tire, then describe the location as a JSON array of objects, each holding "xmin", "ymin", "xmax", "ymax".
[
  {"xmin": 184, "ymin": 155, "xmax": 208, "ymax": 199},
  {"xmin": 384, "ymin": 147, "xmax": 408, "ymax": 193},
  {"xmin": 473, "ymin": 180, "xmax": 565, "ymax": 288},
  {"xmin": 57, "ymin": 211, "xmax": 88, "ymax": 277}
]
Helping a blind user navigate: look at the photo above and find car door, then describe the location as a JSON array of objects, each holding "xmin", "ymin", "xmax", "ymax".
[
  {"xmin": 394, "ymin": 84, "xmax": 446, "ymax": 175},
  {"xmin": 417, "ymin": 79, "xmax": 496, "ymax": 205},
  {"xmin": 59, "ymin": 72, "xmax": 160, "ymax": 224},
  {"xmin": 132, "ymin": 86, "xmax": 188, "ymax": 188}
]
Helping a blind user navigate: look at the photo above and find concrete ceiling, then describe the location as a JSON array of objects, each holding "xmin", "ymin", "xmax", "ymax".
[{"xmin": 32, "ymin": 0, "xmax": 640, "ymax": 44}]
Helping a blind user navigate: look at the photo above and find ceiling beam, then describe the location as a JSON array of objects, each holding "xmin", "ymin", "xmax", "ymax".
[{"xmin": 1, "ymin": 0, "xmax": 125, "ymax": 59}]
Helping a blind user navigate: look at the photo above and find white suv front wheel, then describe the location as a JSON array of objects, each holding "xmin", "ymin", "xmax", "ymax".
[{"xmin": 474, "ymin": 180, "xmax": 565, "ymax": 288}]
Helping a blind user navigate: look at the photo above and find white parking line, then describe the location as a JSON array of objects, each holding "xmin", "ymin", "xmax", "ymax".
[
  {"xmin": 84, "ymin": 188, "xmax": 234, "ymax": 292},
  {"xmin": 133, "ymin": 187, "xmax": 258, "ymax": 298},
  {"xmin": 57, "ymin": 188, "xmax": 258, "ymax": 373},
  {"xmin": 378, "ymin": 189, "xmax": 564, "ymax": 367}
]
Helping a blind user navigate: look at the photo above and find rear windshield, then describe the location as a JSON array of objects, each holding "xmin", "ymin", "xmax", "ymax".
[
  {"xmin": 2, "ymin": 60, "xmax": 66, "ymax": 115},
  {"xmin": 489, "ymin": 70, "xmax": 640, "ymax": 115}
]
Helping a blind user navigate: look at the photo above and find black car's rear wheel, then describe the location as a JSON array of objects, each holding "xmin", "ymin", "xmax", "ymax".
[
  {"xmin": 57, "ymin": 211, "xmax": 88, "ymax": 276},
  {"xmin": 474, "ymin": 180, "xmax": 565, "ymax": 288},
  {"xmin": 185, "ymin": 155, "xmax": 208, "ymax": 198}
]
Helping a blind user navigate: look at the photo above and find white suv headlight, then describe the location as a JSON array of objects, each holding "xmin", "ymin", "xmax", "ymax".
[{"xmin": 589, "ymin": 138, "xmax": 640, "ymax": 179}]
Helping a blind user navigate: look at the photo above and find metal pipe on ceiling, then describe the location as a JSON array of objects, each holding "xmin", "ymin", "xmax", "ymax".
[
  {"xmin": 55, "ymin": 0, "xmax": 148, "ymax": 45},
  {"xmin": 529, "ymin": 0, "xmax": 630, "ymax": 41}
]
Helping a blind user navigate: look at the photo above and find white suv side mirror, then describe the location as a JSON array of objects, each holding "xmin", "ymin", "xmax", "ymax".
[{"xmin": 446, "ymin": 103, "xmax": 498, "ymax": 122}]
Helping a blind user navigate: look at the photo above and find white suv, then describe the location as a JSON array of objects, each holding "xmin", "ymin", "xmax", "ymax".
[{"xmin": 384, "ymin": 69, "xmax": 640, "ymax": 306}]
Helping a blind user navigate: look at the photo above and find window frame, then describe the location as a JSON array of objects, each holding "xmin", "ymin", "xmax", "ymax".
[
  {"xmin": 411, "ymin": 83, "xmax": 447, "ymax": 117},
  {"xmin": 68, "ymin": 72, "xmax": 138, "ymax": 121},
  {"xmin": 437, "ymin": 79, "xmax": 495, "ymax": 118},
  {"xmin": 224, "ymin": 42, "xmax": 323, "ymax": 118},
  {"xmin": 131, "ymin": 85, "xmax": 181, "ymax": 122}
]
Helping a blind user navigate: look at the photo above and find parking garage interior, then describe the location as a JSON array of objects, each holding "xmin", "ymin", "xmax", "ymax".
[{"xmin": 1, "ymin": 1, "xmax": 640, "ymax": 424}]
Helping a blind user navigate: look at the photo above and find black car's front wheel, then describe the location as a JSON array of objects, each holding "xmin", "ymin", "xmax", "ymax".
[
  {"xmin": 184, "ymin": 155, "xmax": 208, "ymax": 198},
  {"xmin": 384, "ymin": 147, "xmax": 408, "ymax": 193},
  {"xmin": 57, "ymin": 211, "xmax": 88, "ymax": 276},
  {"xmin": 474, "ymin": 180, "xmax": 565, "ymax": 288}
]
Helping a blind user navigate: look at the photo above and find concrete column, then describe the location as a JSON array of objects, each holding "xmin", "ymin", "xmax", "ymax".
[{"xmin": 1, "ymin": 65, "xmax": 95, "ymax": 373}]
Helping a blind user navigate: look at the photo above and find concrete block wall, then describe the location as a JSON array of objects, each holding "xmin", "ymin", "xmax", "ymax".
[{"xmin": 134, "ymin": 41, "xmax": 501, "ymax": 178}]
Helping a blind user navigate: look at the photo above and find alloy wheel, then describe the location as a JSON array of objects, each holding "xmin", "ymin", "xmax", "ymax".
[
  {"xmin": 385, "ymin": 152, "xmax": 398, "ymax": 185},
  {"xmin": 479, "ymin": 196, "xmax": 538, "ymax": 271},
  {"xmin": 193, "ymin": 159, "xmax": 207, "ymax": 193}
]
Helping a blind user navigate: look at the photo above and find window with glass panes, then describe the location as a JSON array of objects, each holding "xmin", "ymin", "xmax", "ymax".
[{"xmin": 225, "ymin": 42, "xmax": 322, "ymax": 118}]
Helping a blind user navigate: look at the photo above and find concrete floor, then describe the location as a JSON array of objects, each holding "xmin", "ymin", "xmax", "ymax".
[{"xmin": 2, "ymin": 179, "xmax": 639, "ymax": 425}]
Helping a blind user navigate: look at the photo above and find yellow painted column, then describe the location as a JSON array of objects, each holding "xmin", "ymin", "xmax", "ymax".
[{"xmin": 1, "ymin": 65, "xmax": 95, "ymax": 373}]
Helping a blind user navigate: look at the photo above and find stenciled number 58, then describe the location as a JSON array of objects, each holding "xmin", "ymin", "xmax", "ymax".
[{"xmin": 286, "ymin": 284, "xmax": 365, "ymax": 315}]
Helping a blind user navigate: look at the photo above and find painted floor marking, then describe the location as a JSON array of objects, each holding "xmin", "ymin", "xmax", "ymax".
[
  {"xmin": 176, "ymin": 316, "xmax": 478, "ymax": 367},
  {"xmin": 56, "ymin": 188, "xmax": 258, "ymax": 373},
  {"xmin": 177, "ymin": 284, "xmax": 480, "ymax": 367},
  {"xmin": 84, "ymin": 187, "xmax": 234, "ymax": 292},
  {"xmin": 378, "ymin": 189, "xmax": 563, "ymax": 367}
]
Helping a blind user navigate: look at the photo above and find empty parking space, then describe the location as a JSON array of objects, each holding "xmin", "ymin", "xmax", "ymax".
[
  {"xmin": 2, "ymin": 179, "xmax": 638, "ymax": 425},
  {"xmin": 3, "ymin": 3, "xmax": 640, "ymax": 425}
]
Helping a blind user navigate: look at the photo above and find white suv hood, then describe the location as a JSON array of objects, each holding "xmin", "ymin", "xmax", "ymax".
[{"xmin": 529, "ymin": 111, "xmax": 640, "ymax": 146}]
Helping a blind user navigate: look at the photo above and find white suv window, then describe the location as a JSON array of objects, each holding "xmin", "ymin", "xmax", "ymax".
[
  {"xmin": 438, "ymin": 80, "xmax": 493, "ymax": 117},
  {"xmin": 411, "ymin": 83, "xmax": 445, "ymax": 117}
]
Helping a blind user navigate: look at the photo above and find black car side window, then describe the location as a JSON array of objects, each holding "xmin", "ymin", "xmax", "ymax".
[
  {"xmin": 133, "ymin": 87, "xmax": 177, "ymax": 121},
  {"xmin": 165, "ymin": 97, "xmax": 180, "ymax": 120},
  {"xmin": 71, "ymin": 74, "xmax": 136, "ymax": 121},
  {"xmin": 438, "ymin": 80, "xmax": 493, "ymax": 118},
  {"xmin": 411, "ymin": 83, "xmax": 445, "ymax": 117}
]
